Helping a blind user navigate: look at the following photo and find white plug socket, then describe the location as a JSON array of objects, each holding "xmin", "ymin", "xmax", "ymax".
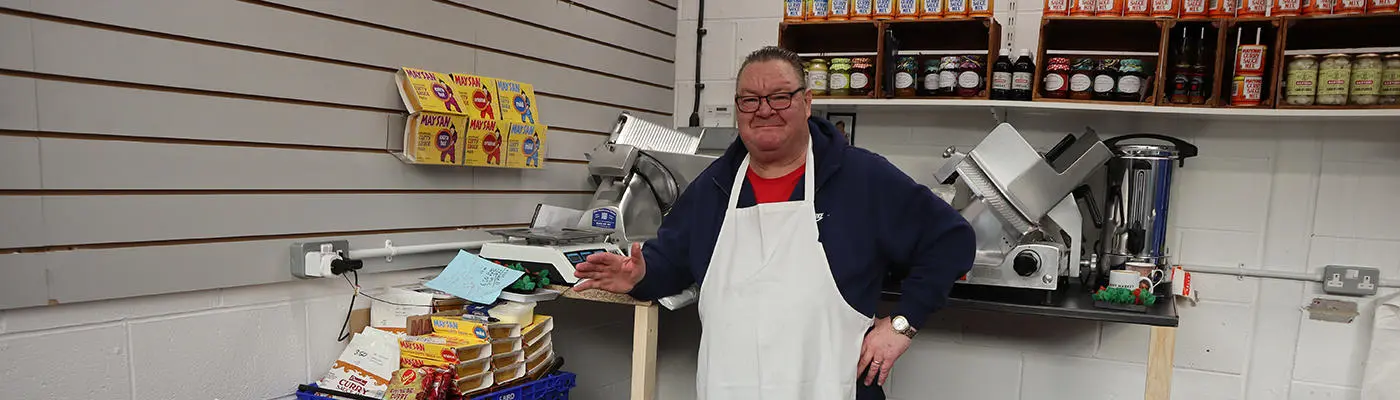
[{"xmin": 290, "ymin": 240, "xmax": 350, "ymax": 278}]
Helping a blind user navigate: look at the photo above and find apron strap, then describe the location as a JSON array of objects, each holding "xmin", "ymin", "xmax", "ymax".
[{"xmin": 725, "ymin": 138, "xmax": 816, "ymax": 210}]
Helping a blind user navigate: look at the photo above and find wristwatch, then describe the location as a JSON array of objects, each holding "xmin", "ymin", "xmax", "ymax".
[{"xmin": 891, "ymin": 315, "xmax": 917, "ymax": 339}]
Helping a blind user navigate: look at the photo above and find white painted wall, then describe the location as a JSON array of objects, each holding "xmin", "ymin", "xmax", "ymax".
[{"xmin": 664, "ymin": 1, "xmax": 1400, "ymax": 399}]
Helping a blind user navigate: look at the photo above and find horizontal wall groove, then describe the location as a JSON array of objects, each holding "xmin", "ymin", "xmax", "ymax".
[
  {"xmin": 558, "ymin": 0, "xmax": 676, "ymax": 37},
  {"xmin": 651, "ymin": 0, "xmax": 679, "ymax": 10},
  {"xmin": 0, "ymin": 223, "xmax": 530, "ymax": 254},
  {"xmin": 0, "ymin": 189, "xmax": 595, "ymax": 196},
  {"xmin": 240, "ymin": 0, "xmax": 674, "ymax": 89},
  {"xmin": 541, "ymin": 91, "xmax": 672, "ymax": 116},
  {"xmin": 430, "ymin": 0, "xmax": 675, "ymax": 62},
  {"xmin": 0, "ymin": 130, "xmax": 599, "ymax": 160}
]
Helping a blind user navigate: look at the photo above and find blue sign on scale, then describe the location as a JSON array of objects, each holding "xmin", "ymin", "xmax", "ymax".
[{"xmin": 591, "ymin": 209, "xmax": 617, "ymax": 229}]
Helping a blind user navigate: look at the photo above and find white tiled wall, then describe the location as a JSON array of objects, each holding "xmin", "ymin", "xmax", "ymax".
[{"xmin": 665, "ymin": 0, "xmax": 1400, "ymax": 399}]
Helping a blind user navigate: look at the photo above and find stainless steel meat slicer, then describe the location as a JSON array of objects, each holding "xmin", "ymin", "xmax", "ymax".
[
  {"xmin": 479, "ymin": 113, "xmax": 728, "ymax": 296},
  {"xmin": 933, "ymin": 123, "xmax": 1112, "ymax": 291}
]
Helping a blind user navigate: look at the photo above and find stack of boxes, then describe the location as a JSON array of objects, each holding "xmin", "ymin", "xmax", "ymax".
[
  {"xmin": 521, "ymin": 314, "xmax": 556, "ymax": 381},
  {"xmin": 394, "ymin": 67, "xmax": 547, "ymax": 169},
  {"xmin": 378, "ymin": 308, "xmax": 556, "ymax": 398}
]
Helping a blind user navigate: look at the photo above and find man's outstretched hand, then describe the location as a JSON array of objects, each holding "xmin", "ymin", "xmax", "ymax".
[{"xmin": 572, "ymin": 242, "xmax": 646, "ymax": 294}]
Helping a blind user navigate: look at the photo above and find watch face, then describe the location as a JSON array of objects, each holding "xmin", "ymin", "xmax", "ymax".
[{"xmin": 892, "ymin": 316, "xmax": 909, "ymax": 331}]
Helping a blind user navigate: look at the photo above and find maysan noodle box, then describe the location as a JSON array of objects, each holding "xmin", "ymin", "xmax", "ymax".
[
  {"xmin": 448, "ymin": 73, "xmax": 501, "ymax": 121},
  {"xmin": 505, "ymin": 122, "xmax": 546, "ymax": 169},
  {"xmin": 495, "ymin": 79, "xmax": 540, "ymax": 124},
  {"xmin": 404, "ymin": 113, "xmax": 466, "ymax": 166},
  {"xmin": 396, "ymin": 67, "xmax": 468, "ymax": 116},
  {"xmin": 463, "ymin": 118, "xmax": 506, "ymax": 167}
]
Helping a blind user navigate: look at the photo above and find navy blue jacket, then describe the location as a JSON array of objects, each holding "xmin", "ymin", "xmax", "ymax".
[{"xmin": 628, "ymin": 117, "xmax": 975, "ymax": 330}]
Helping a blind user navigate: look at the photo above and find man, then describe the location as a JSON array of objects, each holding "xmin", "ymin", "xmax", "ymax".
[{"xmin": 573, "ymin": 46, "xmax": 975, "ymax": 400}]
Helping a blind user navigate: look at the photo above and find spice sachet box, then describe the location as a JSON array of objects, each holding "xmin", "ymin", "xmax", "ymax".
[
  {"xmin": 504, "ymin": 121, "xmax": 547, "ymax": 169},
  {"xmin": 396, "ymin": 67, "xmax": 470, "ymax": 116},
  {"xmin": 462, "ymin": 118, "xmax": 508, "ymax": 168},
  {"xmin": 494, "ymin": 79, "xmax": 541, "ymax": 125},
  {"xmin": 401, "ymin": 113, "xmax": 467, "ymax": 166},
  {"xmin": 448, "ymin": 73, "xmax": 503, "ymax": 121}
]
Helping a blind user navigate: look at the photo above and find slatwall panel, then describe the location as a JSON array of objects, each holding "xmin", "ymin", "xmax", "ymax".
[{"xmin": 0, "ymin": 0, "xmax": 675, "ymax": 309}]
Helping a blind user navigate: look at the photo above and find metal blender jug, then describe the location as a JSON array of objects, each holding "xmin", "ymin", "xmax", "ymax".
[{"xmin": 1097, "ymin": 134, "xmax": 1198, "ymax": 279}]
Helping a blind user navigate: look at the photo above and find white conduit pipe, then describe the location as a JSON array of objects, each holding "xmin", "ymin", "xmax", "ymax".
[
  {"xmin": 349, "ymin": 239, "xmax": 503, "ymax": 262},
  {"xmin": 1184, "ymin": 265, "xmax": 1400, "ymax": 289}
]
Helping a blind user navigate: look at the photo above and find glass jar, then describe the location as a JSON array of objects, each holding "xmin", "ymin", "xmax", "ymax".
[
  {"xmin": 1093, "ymin": 58, "xmax": 1120, "ymax": 101},
  {"xmin": 1382, "ymin": 54, "xmax": 1400, "ymax": 105},
  {"xmin": 1285, "ymin": 55, "xmax": 1318, "ymax": 106},
  {"xmin": 894, "ymin": 56, "xmax": 919, "ymax": 97},
  {"xmin": 1350, "ymin": 53, "xmax": 1383, "ymax": 105},
  {"xmin": 849, "ymin": 57, "xmax": 874, "ymax": 96},
  {"xmin": 807, "ymin": 58, "xmax": 829, "ymax": 96},
  {"xmin": 1043, "ymin": 57, "xmax": 1072, "ymax": 98},
  {"xmin": 919, "ymin": 58, "xmax": 941, "ymax": 96},
  {"xmin": 1317, "ymin": 54, "xmax": 1350, "ymax": 105},
  {"xmin": 957, "ymin": 55, "xmax": 986, "ymax": 98},
  {"xmin": 1070, "ymin": 57, "xmax": 1096, "ymax": 100},
  {"xmin": 1117, "ymin": 59, "xmax": 1145, "ymax": 102},
  {"xmin": 939, "ymin": 56, "xmax": 960, "ymax": 95},
  {"xmin": 829, "ymin": 58, "xmax": 852, "ymax": 96}
]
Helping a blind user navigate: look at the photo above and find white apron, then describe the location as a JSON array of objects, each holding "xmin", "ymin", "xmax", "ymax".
[
  {"xmin": 1362, "ymin": 293, "xmax": 1400, "ymax": 400},
  {"xmin": 696, "ymin": 142, "xmax": 873, "ymax": 400}
]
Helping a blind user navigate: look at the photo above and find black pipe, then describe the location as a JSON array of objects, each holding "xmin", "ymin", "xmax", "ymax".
[{"xmin": 688, "ymin": 0, "xmax": 706, "ymax": 127}]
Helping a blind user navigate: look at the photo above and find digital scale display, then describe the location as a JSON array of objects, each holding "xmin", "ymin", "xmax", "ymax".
[{"xmin": 563, "ymin": 249, "xmax": 610, "ymax": 265}]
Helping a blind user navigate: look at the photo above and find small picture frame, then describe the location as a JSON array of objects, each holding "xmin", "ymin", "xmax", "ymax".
[{"xmin": 826, "ymin": 112, "xmax": 856, "ymax": 145}]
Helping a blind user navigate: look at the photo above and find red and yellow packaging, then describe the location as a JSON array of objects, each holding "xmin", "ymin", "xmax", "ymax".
[
  {"xmin": 403, "ymin": 113, "xmax": 466, "ymax": 166},
  {"xmin": 447, "ymin": 74, "xmax": 501, "ymax": 122},
  {"xmin": 1273, "ymin": 0, "xmax": 1303, "ymax": 14},
  {"xmin": 874, "ymin": 0, "xmax": 896, "ymax": 18},
  {"xmin": 1304, "ymin": 0, "xmax": 1335, "ymax": 14},
  {"xmin": 830, "ymin": 0, "xmax": 851, "ymax": 19},
  {"xmin": 924, "ymin": 0, "xmax": 948, "ymax": 17},
  {"xmin": 1126, "ymin": 0, "xmax": 1152, "ymax": 16},
  {"xmin": 945, "ymin": 0, "xmax": 970, "ymax": 16},
  {"xmin": 1210, "ymin": 0, "xmax": 1239, "ymax": 16},
  {"xmin": 1181, "ymin": 0, "xmax": 1210, "ymax": 17},
  {"xmin": 896, "ymin": 0, "xmax": 920, "ymax": 18},
  {"xmin": 398, "ymin": 335, "xmax": 490, "ymax": 364},
  {"xmin": 1238, "ymin": 0, "xmax": 1269, "ymax": 15},
  {"xmin": 494, "ymin": 79, "xmax": 541, "ymax": 125},
  {"xmin": 1098, "ymin": 0, "xmax": 1125, "ymax": 15},
  {"xmin": 851, "ymin": 0, "xmax": 874, "ymax": 19},
  {"xmin": 1046, "ymin": 0, "xmax": 1071, "ymax": 14},
  {"xmin": 1372, "ymin": 0, "xmax": 1398, "ymax": 12},
  {"xmin": 969, "ymin": 0, "xmax": 994, "ymax": 16},
  {"xmin": 463, "ymin": 118, "xmax": 506, "ymax": 168},
  {"xmin": 1235, "ymin": 45, "xmax": 1268, "ymax": 75},
  {"xmin": 1072, "ymin": 0, "xmax": 1098, "ymax": 16},
  {"xmin": 396, "ymin": 68, "xmax": 469, "ymax": 116},
  {"xmin": 1337, "ymin": 0, "xmax": 1367, "ymax": 12},
  {"xmin": 785, "ymin": 0, "xmax": 805, "ymax": 21},
  {"xmin": 808, "ymin": 0, "xmax": 830, "ymax": 20},
  {"xmin": 1152, "ymin": 0, "xmax": 1180, "ymax": 16},
  {"xmin": 505, "ymin": 122, "xmax": 547, "ymax": 169}
]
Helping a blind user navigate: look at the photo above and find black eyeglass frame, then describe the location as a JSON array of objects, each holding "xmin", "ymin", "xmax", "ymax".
[{"xmin": 733, "ymin": 87, "xmax": 808, "ymax": 113}]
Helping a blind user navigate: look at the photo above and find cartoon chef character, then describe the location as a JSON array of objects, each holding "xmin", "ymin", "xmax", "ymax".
[
  {"xmin": 513, "ymin": 94, "xmax": 535, "ymax": 124},
  {"xmin": 482, "ymin": 127, "xmax": 503, "ymax": 165},
  {"xmin": 471, "ymin": 83, "xmax": 496, "ymax": 120},
  {"xmin": 433, "ymin": 77, "xmax": 463, "ymax": 113},
  {"xmin": 436, "ymin": 122, "xmax": 459, "ymax": 164},
  {"xmin": 522, "ymin": 131, "xmax": 541, "ymax": 167}
]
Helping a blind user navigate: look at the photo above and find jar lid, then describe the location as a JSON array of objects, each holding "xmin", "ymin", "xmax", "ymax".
[
  {"xmin": 810, "ymin": 58, "xmax": 827, "ymax": 62},
  {"xmin": 851, "ymin": 57, "xmax": 873, "ymax": 63},
  {"xmin": 1116, "ymin": 144, "xmax": 1180, "ymax": 158},
  {"xmin": 1072, "ymin": 58, "xmax": 1095, "ymax": 70},
  {"xmin": 1357, "ymin": 53, "xmax": 1381, "ymax": 58},
  {"xmin": 1049, "ymin": 57, "xmax": 1072, "ymax": 64},
  {"xmin": 942, "ymin": 56, "xmax": 960, "ymax": 62},
  {"xmin": 1385, "ymin": 54, "xmax": 1400, "ymax": 59},
  {"xmin": 830, "ymin": 57, "xmax": 852, "ymax": 63},
  {"xmin": 1120, "ymin": 59, "xmax": 1143, "ymax": 72},
  {"xmin": 1292, "ymin": 54, "xmax": 1317, "ymax": 60},
  {"xmin": 1324, "ymin": 53, "xmax": 1349, "ymax": 59}
]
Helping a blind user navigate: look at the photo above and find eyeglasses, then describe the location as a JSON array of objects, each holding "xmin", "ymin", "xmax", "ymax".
[{"xmin": 734, "ymin": 87, "xmax": 806, "ymax": 113}]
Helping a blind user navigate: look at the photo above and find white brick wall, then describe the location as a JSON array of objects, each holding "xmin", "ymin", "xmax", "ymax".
[{"xmin": 668, "ymin": 0, "xmax": 1400, "ymax": 399}]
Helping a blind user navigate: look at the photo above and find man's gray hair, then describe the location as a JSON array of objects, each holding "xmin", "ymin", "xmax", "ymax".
[{"xmin": 737, "ymin": 46, "xmax": 805, "ymax": 84}]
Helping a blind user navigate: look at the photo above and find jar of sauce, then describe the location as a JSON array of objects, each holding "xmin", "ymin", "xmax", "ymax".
[
  {"xmin": 1381, "ymin": 54, "xmax": 1400, "ymax": 105},
  {"xmin": 1285, "ymin": 54, "xmax": 1318, "ymax": 106},
  {"xmin": 829, "ymin": 58, "xmax": 853, "ymax": 96},
  {"xmin": 895, "ymin": 56, "xmax": 919, "ymax": 97},
  {"xmin": 1317, "ymin": 54, "xmax": 1351, "ymax": 105},
  {"xmin": 919, "ymin": 58, "xmax": 941, "ymax": 96},
  {"xmin": 1117, "ymin": 59, "xmax": 1145, "ymax": 102},
  {"xmin": 849, "ymin": 57, "xmax": 874, "ymax": 96},
  {"xmin": 1093, "ymin": 58, "xmax": 1120, "ymax": 101},
  {"xmin": 807, "ymin": 58, "xmax": 829, "ymax": 96},
  {"xmin": 939, "ymin": 56, "xmax": 961, "ymax": 95},
  {"xmin": 1070, "ymin": 57, "xmax": 1096, "ymax": 100},
  {"xmin": 957, "ymin": 55, "xmax": 985, "ymax": 98},
  {"xmin": 1043, "ymin": 57, "xmax": 1072, "ymax": 98},
  {"xmin": 1350, "ymin": 53, "xmax": 1383, "ymax": 105}
]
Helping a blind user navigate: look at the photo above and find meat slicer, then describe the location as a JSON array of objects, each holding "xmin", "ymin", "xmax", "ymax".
[
  {"xmin": 933, "ymin": 123, "xmax": 1112, "ymax": 291},
  {"xmin": 478, "ymin": 113, "xmax": 727, "ymax": 299}
]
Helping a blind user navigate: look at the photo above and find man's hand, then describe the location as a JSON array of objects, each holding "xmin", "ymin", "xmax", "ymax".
[
  {"xmin": 571, "ymin": 242, "xmax": 646, "ymax": 294},
  {"xmin": 857, "ymin": 317, "xmax": 913, "ymax": 387}
]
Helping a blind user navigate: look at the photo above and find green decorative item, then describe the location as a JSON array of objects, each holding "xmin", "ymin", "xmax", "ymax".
[
  {"xmin": 1092, "ymin": 286, "xmax": 1157, "ymax": 310},
  {"xmin": 494, "ymin": 260, "xmax": 553, "ymax": 293}
]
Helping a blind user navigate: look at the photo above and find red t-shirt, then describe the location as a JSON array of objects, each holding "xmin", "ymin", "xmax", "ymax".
[{"xmin": 746, "ymin": 163, "xmax": 805, "ymax": 204}]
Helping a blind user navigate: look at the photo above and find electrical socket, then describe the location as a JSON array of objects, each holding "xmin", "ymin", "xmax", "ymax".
[
  {"xmin": 290, "ymin": 240, "xmax": 349, "ymax": 278},
  {"xmin": 1321, "ymin": 265, "xmax": 1381, "ymax": 297}
]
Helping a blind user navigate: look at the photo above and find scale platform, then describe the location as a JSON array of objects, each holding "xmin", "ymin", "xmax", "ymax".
[{"xmin": 481, "ymin": 227, "xmax": 622, "ymax": 286}]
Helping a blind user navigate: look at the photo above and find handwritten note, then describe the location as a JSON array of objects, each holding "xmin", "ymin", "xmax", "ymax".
[{"xmin": 424, "ymin": 250, "xmax": 525, "ymax": 305}]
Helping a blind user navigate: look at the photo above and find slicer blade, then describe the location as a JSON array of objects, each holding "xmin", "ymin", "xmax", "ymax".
[{"xmin": 956, "ymin": 157, "xmax": 1034, "ymax": 236}]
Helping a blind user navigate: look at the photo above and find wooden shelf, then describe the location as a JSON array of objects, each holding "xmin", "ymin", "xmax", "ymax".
[{"xmin": 811, "ymin": 97, "xmax": 1400, "ymax": 118}]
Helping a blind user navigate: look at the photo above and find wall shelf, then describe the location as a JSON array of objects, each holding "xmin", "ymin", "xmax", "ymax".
[{"xmin": 811, "ymin": 97, "xmax": 1400, "ymax": 118}]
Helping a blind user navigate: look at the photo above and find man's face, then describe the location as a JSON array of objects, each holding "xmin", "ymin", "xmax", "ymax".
[{"xmin": 735, "ymin": 60, "xmax": 811, "ymax": 155}]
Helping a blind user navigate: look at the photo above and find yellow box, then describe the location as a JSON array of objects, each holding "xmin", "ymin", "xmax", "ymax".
[
  {"xmin": 462, "ymin": 118, "xmax": 507, "ymax": 168},
  {"xmin": 396, "ymin": 67, "xmax": 468, "ymax": 115},
  {"xmin": 494, "ymin": 79, "xmax": 541, "ymax": 125},
  {"xmin": 505, "ymin": 122, "xmax": 546, "ymax": 169},
  {"xmin": 448, "ymin": 73, "xmax": 502, "ymax": 121},
  {"xmin": 402, "ymin": 113, "xmax": 467, "ymax": 165},
  {"xmin": 398, "ymin": 335, "xmax": 489, "ymax": 364}
]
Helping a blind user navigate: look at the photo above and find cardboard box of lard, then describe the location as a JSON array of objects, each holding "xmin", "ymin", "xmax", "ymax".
[
  {"xmin": 462, "ymin": 118, "xmax": 507, "ymax": 168},
  {"xmin": 448, "ymin": 73, "xmax": 502, "ymax": 121},
  {"xmin": 504, "ymin": 122, "xmax": 546, "ymax": 169},
  {"xmin": 401, "ymin": 113, "xmax": 466, "ymax": 166},
  {"xmin": 494, "ymin": 79, "xmax": 540, "ymax": 125},
  {"xmin": 396, "ymin": 67, "xmax": 469, "ymax": 116}
]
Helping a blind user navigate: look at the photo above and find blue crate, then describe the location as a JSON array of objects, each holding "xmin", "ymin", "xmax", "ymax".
[{"xmin": 296, "ymin": 371, "xmax": 576, "ymax": 400}]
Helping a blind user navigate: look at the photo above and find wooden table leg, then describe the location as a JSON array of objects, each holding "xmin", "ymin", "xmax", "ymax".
[
  {"xmin": 630, "ymin": 304, "xmax": 659, "ymax": 400},
  {"xmin": 1145, "ymin": 326, "xmax": 1177, "ymax": 400}
]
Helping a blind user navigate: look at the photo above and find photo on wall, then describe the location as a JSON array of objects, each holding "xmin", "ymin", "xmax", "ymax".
[{"xmin": 827, "ymin": 112, "xmax": 856, "ymax": 145}]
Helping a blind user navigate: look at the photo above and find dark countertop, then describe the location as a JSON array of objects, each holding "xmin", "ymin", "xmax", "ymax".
[{"xmin": 883, "ymin": 282, "xmax": 1179, "ymax": 327}]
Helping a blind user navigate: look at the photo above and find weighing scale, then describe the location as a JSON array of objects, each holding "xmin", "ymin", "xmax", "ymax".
[{"xmin": 477, "ymin": 227, "xmax": 622, "ymax": 286}]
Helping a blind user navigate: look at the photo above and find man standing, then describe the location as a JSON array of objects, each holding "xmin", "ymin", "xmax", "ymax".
[{"xmin": 573, "ymin": 46, "xmax": 975, "ymax": 399}]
